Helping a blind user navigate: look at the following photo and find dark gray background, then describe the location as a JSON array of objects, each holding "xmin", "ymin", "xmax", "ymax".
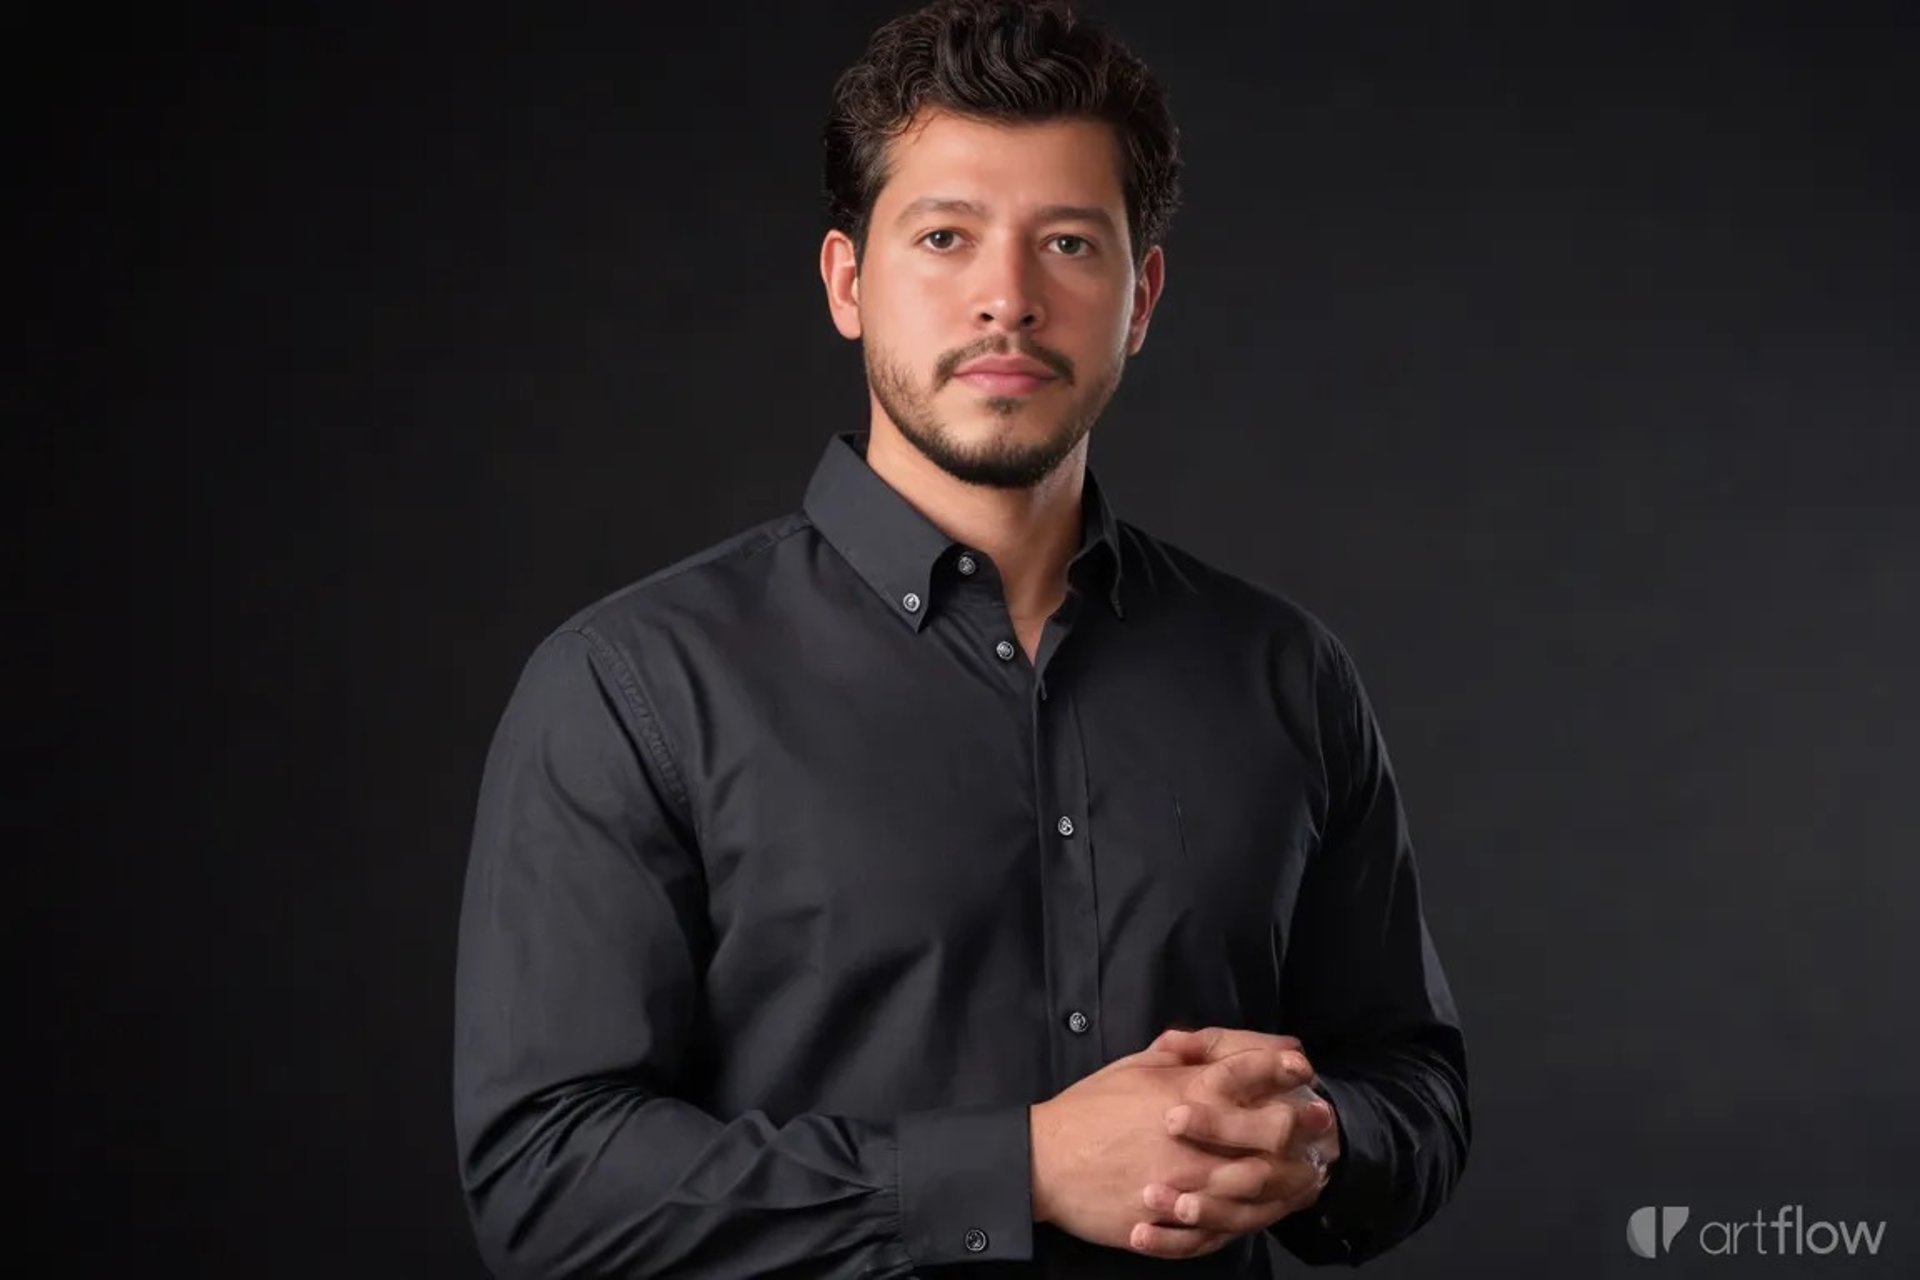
[{"xmin": 34, "ymin": 3, "xmax": 1916, "ymax": 1276}]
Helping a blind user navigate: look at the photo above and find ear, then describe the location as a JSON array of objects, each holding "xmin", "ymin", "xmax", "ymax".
[
  {"xmin": 820, "ymin": 229, "xmax": 863, "ymax": 340},
  {"xmin": 1126, "ymin": 242, "xmax": 1167, "ymax": 357}
]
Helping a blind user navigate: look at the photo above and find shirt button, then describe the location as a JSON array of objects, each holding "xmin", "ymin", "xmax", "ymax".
[
  {"xmin": 957, "ymin": 554, "xmax": 977, "ymax": 576},
  {"xmin": 901, "ymin": 592, "xmax": 921, "ymax": 613},
  {"xmin": 963, "ymin": 1227, "xmax": 989, "ymax": 1252},
  {"xmin": 1066, "ymin": 1010, "xmax": 1090, "ymax": 1034},
  {"xmin": 1056, "ymin": 815, "xmax": 1075, "ymax": 836},
  {"xmin": 994, "ymin": 639, "xmax": 1016, "ymax": 661}
]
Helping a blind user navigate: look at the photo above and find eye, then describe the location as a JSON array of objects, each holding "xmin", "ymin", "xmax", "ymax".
[
  {"xmin": 1051, "ymin": 234, "xmax": 1093, "ymax": 256},
  {"xmin": 920, "ymin": 229, "xmax": 963, "ymax": 252}
]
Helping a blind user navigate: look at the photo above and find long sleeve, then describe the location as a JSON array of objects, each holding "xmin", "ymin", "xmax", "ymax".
[
  {"xmin": 451, "ymin": 626, "xmax": 1034, "ymax": 1278},
  {"xmin": 1267, "ymin": 637, "xmax": 1472, "ymax": 1266}
]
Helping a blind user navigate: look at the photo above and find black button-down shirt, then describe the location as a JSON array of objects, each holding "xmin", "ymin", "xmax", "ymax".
[{"xmin": 453, "ymin": 430, "xmax": 1470, "ymax": 1277}]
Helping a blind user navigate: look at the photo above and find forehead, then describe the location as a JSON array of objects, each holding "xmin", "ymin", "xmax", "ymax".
[{"xmin": 873, "ymin": 108, "xmax": 1126, "ymax": 217}]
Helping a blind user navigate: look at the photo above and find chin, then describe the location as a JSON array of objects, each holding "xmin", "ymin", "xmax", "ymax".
[
  {"xmin": 947, "ymin": 388, "xmax": 1058, "ymax": 421},
  {"xmin": 968, "ymin": 417, "xmax": 1082, "ymax": 456}
]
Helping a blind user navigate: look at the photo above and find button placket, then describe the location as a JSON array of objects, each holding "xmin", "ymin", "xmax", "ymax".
[{"xmin": 1030, "ymin": 639, "xmax": 1103, "ymax": 1087}]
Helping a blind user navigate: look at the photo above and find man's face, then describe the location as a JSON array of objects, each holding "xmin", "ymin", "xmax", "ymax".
[{"xmin": 825, "ymin": 107, "xmax": 1163, "ymax": 489}]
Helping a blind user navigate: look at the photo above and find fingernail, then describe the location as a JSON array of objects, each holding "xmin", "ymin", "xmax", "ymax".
[{"xmin": 1165, "ymin": 1105, "xmax": 1187, "ymax": 1133}]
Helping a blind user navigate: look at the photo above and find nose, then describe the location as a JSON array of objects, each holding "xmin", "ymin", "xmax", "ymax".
[{"xmin": 971, "ymin": 239, "xmax": 1046, "ymax": 334}]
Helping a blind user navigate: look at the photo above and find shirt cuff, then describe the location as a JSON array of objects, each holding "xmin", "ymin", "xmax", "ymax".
[
  {"xmin": 1278, "ymin": 1074, "xmax": 1380, "ymax": 1263},
  {"xmin": 896, "ymin": 1103, "xmax": 1035, "ymax": 1266}
]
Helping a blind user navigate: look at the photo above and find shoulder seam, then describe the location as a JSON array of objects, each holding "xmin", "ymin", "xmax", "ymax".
[{"xmin": 569, "ymin": 624, "xmax": 696, "ymax": 835}]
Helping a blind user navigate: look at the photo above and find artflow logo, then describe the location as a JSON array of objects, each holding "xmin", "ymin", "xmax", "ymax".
[{"xmin": 1628, "ymin": 1205, "xmax": 1888, "ymax": 1259}]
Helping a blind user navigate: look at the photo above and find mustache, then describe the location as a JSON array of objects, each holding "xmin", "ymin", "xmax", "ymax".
[{"xmin": 937, "ymin": 340, "xmax": 1074, "ymax": 385}]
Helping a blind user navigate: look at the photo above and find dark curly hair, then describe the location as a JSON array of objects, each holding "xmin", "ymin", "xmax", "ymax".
[{"xmin": 822, "ymin": 0, "xmax": 1182, "ymax": 271}]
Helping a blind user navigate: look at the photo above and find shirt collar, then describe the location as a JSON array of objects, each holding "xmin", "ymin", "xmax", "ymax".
[{"xmin": 801, "ymin": 429, "xmax": 1126, "ymax": 632}]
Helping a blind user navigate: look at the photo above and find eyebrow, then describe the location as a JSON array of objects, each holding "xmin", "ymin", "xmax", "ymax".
[{"xmin": 893, "ymin": 196, "xmax": 1119, "ymax": 237}]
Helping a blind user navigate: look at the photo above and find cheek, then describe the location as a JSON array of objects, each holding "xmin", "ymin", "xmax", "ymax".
[
  {"xmin": 1054, "ymin": 280, "xmax": 1134, "ymax": 350},
  {"xmin": 865, "ymin": 288, "xmax": 944, "ymax": 354},
  {"xmin": 869, "ymin": 262, "xmax": 958, "ymax": 322}
]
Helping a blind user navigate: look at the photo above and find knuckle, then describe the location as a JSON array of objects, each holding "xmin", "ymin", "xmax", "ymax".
[
  {"xmin": 1226, "ymin": 1159, "xmax": 1270, "ymax": 1197},
  {"xmin": 1209, "ymin": 1194, "xmax": 1260, "ymax": 1233},
  {"xmin": 1212, "ymin": 1116, "xmax": 1253, "ymax": 1149},
  {"xmin": 1207, "ymin": 1168, "xmax": 1242, "ymax": 1199},
  {"xmin": 1195, "ymin": 1199, "xmax": 1239, "ymax": 1234}
]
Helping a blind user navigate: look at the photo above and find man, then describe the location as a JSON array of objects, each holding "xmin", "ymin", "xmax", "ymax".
[{"xmin": 452, "ymin": 1, "xmax": 1469, "ymax": 1275}]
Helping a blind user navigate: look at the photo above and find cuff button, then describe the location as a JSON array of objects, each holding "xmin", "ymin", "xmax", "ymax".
[{"xmin": 963, "ymin": 1228, "xmax": 988, "ymax": 1253}]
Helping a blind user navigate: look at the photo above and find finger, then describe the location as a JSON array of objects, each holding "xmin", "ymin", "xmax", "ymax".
[
  {"xmin": 1142, "ymin": 1158, "xmax": 1270, "ymax": 1216},
  {"xmin": 1141, "ymin": 1157, "xmax": 1325, "ymax": 1242},
  {"xmin": 1165, "ymin": 1098, "xmax": 1295, "ymax": 1155},
  {"xmin": 1136, "ymin": 1174, "xmax": 1274, "ymax": 1243},
  {"xmin": 1294, "ymin": 1093, "xmax": 1337, "ymax": 1141},
  {"xmin": 1191, "ymin": 1046, "xmax": 1315, "ymax": 1106},
  {"xmin": 1186, "ymin": 1156, "xmax": 1274, "ymax": 1203},
  {"xmin": 1269, "ymin": 1150, "xmax": 1336, "ymax": 1211},
  {"xmin": 1128, "ymin": 1220, "xmax": 1235, "ymax": 1259}
]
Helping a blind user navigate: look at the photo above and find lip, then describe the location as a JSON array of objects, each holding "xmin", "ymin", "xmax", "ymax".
[{"xmin": 955, "ymin": 370, "xmax": 1056, "ymax": 395}]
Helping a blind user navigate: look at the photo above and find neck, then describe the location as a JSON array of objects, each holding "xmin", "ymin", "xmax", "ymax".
[{"xmin": 863, "ymin": 420, "xmax": 1086, "ymax": 623}]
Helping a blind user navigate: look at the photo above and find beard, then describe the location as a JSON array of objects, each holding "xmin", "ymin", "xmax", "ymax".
[{"xmin": 864, "ymin": 335, "xmax": 1125, "ymax": 490}]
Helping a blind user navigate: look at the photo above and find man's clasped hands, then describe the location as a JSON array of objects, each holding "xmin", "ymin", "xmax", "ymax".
[{"xmin": 1029, "ymin": 1027, "xmax": 1341, "ymax": 1260}]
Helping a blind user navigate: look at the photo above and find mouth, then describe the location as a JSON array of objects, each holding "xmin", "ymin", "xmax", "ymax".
[{"xmin": 954, "ymin": 370, "xmax": 1057, "ymax": 396}]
